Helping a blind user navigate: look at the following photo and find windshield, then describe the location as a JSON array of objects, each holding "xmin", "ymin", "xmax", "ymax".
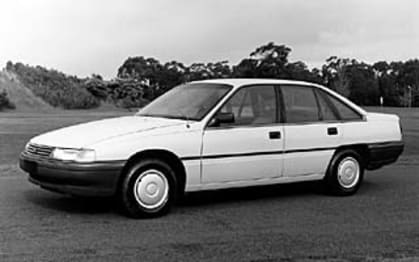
[{"xmin": 137, "ymin": 83, "xmax": 232, "ymax": 121}]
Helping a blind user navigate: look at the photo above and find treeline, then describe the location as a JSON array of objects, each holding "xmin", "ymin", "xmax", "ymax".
[
  {"xmin": 4, "ymin": 42, "xmax": 419, "ymax": 109},
  {"xmin": 322, "ymin": 57, "xmax": 419, "ymax": 107},
  {"xmin": 114, "ymin": 42, "xmax": 419, "ymax": 107}
]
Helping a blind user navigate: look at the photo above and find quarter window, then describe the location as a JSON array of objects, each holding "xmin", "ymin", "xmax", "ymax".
[
  {"xmin": 315, "ymin": 91, "xmax": 339, "ymax": 121},
  {"xmin": 218, "ymin": 85, "xmax": 276, "ymax": 126},
  {"xmin": 323, "ymin": 92, "xmax": 362, "ymax": 120},
  {"xmin": 281, "ymin": 85, "xmax": 320, "ymax": 123}
]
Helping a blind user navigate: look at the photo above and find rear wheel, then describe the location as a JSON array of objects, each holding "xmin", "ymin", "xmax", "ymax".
[
  {"xmin": 119, "ymin": 159, "xmax": 176, "ymax": 218},
  {"xmin": 324, "ymin": 149, "xmax": 364, "ymax": 195}
]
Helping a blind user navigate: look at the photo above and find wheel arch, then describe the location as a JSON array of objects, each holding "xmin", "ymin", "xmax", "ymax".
[
  {"xmin": 333, "ymin": 144, "xmax": 369, "ymax": 166},
  {"xmin": 323, "ymin": 144, "xmax": 366, "ymax": 195},
  {"xmin": 119, "ymin": 149, "xmax": 187, "ymax": 198}
]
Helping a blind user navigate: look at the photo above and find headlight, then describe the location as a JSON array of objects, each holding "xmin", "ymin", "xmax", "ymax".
[{"xmin": 51, "ymin": 148, "xmax": 96, "ymax": 163}]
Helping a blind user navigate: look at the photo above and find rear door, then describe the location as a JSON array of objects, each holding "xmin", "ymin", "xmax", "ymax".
[
  {"xmin": 280, "ymin": 85, "xmax": 342, "ymax": 177},
  {"xmin": 201, "ymin": 85, "xmax": 284, "ymax": 183}
]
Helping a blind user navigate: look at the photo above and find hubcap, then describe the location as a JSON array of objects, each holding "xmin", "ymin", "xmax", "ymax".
[
  {"xmin": 133, "ymin": 169, "xmax": 169, "ymax": 210},
  {"xmin": 337, "ymin": 157, "xmax": 360, "ymax": 189}
]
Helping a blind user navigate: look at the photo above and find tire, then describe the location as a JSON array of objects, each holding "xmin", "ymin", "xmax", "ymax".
[
  {"xmin": 119, "ymin": 159, "xmax": 177, "ymax": 218},
  {"xmin": 324, "ymin": 149, "xmax": 364, "ymax": 196}
]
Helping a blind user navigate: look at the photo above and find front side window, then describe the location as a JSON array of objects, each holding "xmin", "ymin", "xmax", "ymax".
[
  {"xmin": 281, "ymin": 85, "xmax": 320, "ymax": 123},
  {"xmin": 218, "ymin": 85, "xmax": 277, "ymax": 126},
  {"xmin": 137, "ymin": 83, "xmax": 232, "ymax": 120}
]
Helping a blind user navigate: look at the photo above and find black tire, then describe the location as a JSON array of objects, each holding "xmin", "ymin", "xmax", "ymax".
[
  {"xmin": 119, "ymin": 159, "xmax": 177, "ymax": 218},
  {"xmin": 324, "ymin": 149, "xmax": 364, "ymax": 196}
]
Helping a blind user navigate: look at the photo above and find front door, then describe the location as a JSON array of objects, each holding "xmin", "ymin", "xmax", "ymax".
[{"xmin": 201, "ymin": 85, "xmax": 284, "ymax": 183}]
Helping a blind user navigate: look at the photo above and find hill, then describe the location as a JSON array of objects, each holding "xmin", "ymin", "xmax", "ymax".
[
  {"xmin": 0, "ymin": 70, "xmax": 53, "ymax": 112},
  {"xmin": 5, "ymin": 62, "xmax": 101, "ymax": 110},
  {"xmin": 3, "ymin": 62, "xmax": 148, "ymax": 111}
]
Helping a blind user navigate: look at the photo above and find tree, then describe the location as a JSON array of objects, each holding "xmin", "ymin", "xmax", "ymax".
[
  {"xmin": 322, "ymin": 57, "xmax": 381, "ymax": 105},
  {"xmin": 233, "ymin": 42, "xmax": 321, "ymax": 83},
  {"xmin": 232, "ymin": 58, "xmax": 258, "ymax": 78},
  {"xmin": 83, "ymin": 77, "xmax": 108, "ymax": 99},
  {"xmin": 373, "ymin": 61, "xmax": 401, "ymax": 106},
  {"xmin": 185, "ymin": 61, "xmax": 232, "ymax": 81},
  {"xmin": 322, "ymin": 56, "xmax": 352, "ymax": 97},
  {"xmin": 117, "ymin": 56, "xmax": 163, "ymax": 86},
  {"xmin": 206, "ymin": 61, "xmax": 232, "ymax": 79},
  {"xmin": 397, "ymin": 59, "xmax": 419, "ymax": 106},
  {"xmin": 91, "ymin": 74, "xmax": 103, "ymax": 80},
  {"xmin": 156, "ymin": 61, "xmax": 187, "ymax": 95},
  {"xmin": 371, "ymin": 60, "xmax": 419, "ymax": 107},
  {"xmin": 6, "ymin": 61, "xmax": 13, "ymax": 71},
  {"xmin": 233, "ymin": 42, "xmax": 291, "ymax": 78},
  {"xmin": 346, "ymin": 62, "xmax": 380, "ymax": 106},
  {"xmin": 250, "ymin": 42, "xmax": 291, "ymax": 65},
  {"xmin": 285, "ymin": 61, "xmax": 323, "ymax": 84}
]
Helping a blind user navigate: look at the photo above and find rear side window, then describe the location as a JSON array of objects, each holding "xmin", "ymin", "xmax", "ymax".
[
  {"xmin": 281, "ymin": 85, "xmax": 320, "ymax": 123},
  {"xmin": 323, "ymin": 92, "xmax": 362, "ymax": 120}
]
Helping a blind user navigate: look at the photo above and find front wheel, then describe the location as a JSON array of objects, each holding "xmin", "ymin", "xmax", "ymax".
[
  {"xmin": 119, "ymin": 159, "xmax": 177, "ymax": 218},
  {"xmin": 324, "ymin": 149, "xmax": 364, "ymax": 196}
]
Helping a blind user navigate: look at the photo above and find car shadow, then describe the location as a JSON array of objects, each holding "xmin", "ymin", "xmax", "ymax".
[
  {"xmin": 179, "ymin": 180, "xmax": 325, "ymax": 207},
  {"xmin": 180, "ymin": 178, "xmax": 379, "ymax": 207},
  {"xmin": 24, "ymin": 189, "xmax": 117, "ymax": 215},
  {"xmin": 24, "ymin": 180, "xmax": 378, "ymax": 215}
]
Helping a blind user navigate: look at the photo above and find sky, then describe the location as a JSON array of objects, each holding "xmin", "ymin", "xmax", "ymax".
[{"xmin": 0, "ymin": 0, "xmax": 418, "ymax": 79}]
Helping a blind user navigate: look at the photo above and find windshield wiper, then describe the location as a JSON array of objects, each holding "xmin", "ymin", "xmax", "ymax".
[{"xmin": 136, "ymin": 113, "xmax": 196, "ymax": 122}]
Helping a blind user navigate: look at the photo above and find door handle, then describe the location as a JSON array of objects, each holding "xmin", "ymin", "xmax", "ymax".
[
  {"xmin": 327, "ymin": 127, "xmax": 338, "ymax": 136},
  {"xmin": 269, "ymin": 131, "xmax": 281, "ymax": 139}
]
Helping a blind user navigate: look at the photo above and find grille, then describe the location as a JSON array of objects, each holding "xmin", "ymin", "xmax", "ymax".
[{"xmin": 26, "ymin": 144, "xmax": 54, "ymax": 158}]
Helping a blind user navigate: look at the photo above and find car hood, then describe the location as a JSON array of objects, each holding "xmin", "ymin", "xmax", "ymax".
[{"xmin": 30, "ymin": 116, "xmax": 187, "ymax": 148}]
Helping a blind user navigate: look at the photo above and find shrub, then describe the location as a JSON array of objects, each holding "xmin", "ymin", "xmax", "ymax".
[
  {"xmin": 0, "ymin": 90, "xmax": 15, "ymax": 110},
  {"xmin": 83, "ymin": 78, "xmax": 150, "ymax": 108}
]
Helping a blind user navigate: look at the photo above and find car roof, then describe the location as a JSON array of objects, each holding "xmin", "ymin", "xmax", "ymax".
[{"xmin": 191, "ymin": 78, "xmax": 322, "ymax": 88}]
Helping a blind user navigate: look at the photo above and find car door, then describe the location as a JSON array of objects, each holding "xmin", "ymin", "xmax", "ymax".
[
  {"xmin": 201, "ymin": 85, "xmax": 284, "ymax": 183},
  {"xmin": 280, "ymin": 85, "xmax": 343, "ymax": 177}
]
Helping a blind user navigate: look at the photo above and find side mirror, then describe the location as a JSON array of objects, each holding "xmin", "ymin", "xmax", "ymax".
[{"xmin": 208, "ymin": 112, "xmax": 235, "ymax": 127}]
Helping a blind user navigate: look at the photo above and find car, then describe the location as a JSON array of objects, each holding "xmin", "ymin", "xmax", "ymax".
[{"xmin": 19, "ymin": 79, "xmax": 404, "ymax": 217}]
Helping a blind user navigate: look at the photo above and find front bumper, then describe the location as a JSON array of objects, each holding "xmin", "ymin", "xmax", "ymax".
[
  {"xmin": 367, "ymin": 141, "xmax": 404, "ymax": 170},
  {"xmin": 19, "ymin": 152, "xmax": 125, "ymax": 197}
]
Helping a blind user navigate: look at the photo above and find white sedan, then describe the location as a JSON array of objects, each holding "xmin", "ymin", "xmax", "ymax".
[{"xmin": 20, "ymin": 79, "xmax": 404, "ymax": 217}]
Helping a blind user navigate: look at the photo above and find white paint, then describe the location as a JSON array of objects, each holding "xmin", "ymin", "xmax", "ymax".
[
  {"xmin": 202, "ymin": 125, "xmax": 284, "ymax": 183},
  {"xmin": 282, "ymin": 123, "xmax": 341, "ymax": 177}
]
